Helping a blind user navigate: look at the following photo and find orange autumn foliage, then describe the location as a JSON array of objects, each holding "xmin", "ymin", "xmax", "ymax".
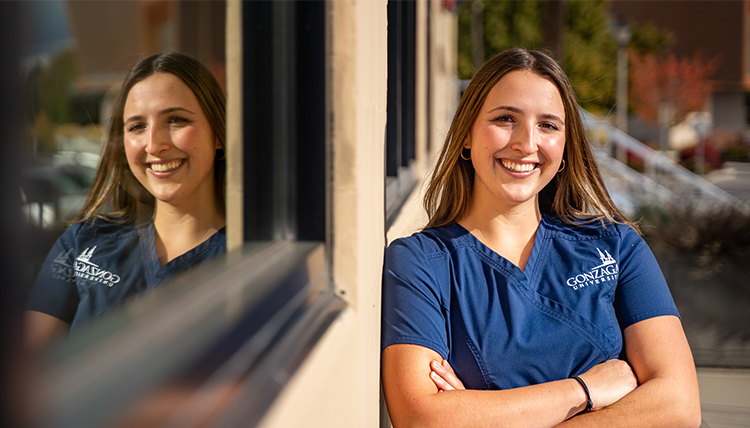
[{"xmin": 630, "ymin": 50, "xmax": 721, "ymax": 124}]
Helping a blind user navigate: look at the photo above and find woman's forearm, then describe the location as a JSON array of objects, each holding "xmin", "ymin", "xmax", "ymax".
[
  {"xmin": 554, "ymin": 376, "xmax": 701, "ymax": 428},
  {"xmin": 556, "ymin": 316, "xmax": 701, "ymax": 428},
  {"xmin": 390, "ymin": 378, "xmax": 588, "ymax": 428},
  {"xmin": 384, "ymin": 344, "xmax": 591, "ymax": 428}
]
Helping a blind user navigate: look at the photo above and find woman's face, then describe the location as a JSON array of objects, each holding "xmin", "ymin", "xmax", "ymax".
[
  {"xmin": 123, "ymin": 73, "xmax": 219, "ymax": 210},
  {"xmin": 465, "ymin": 70, "xmax": 566, "ymax": 210}
]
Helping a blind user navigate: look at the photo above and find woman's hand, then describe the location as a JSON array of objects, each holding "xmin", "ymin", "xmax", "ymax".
[
  {"xmin": 578, "ymin": 359, "xmax": 638, "ymax": 411},
  {"xmin": 430, "ymin": 357, "xmax": 637, "ymax": 410},
  {"xmin": 429, "ymin": 359, "xmax": 466, "ymax": 392}
]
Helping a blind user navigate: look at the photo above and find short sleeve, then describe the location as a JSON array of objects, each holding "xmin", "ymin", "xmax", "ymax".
[
  {"xmin": 381, "ymin": 237, "xmax": 449, "ymax": 358},
  {"xmin": 26, "ymin": 224, "xmax": 81, "ymax": 323},
  {"xmin": 614, "ymin": 226, "xmax": 679, "ymax": 329}
]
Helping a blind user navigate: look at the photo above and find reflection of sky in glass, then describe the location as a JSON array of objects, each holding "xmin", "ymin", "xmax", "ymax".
[{"xmin": 22, "ymin": 0, "xmax": 72, "ymax": 58}]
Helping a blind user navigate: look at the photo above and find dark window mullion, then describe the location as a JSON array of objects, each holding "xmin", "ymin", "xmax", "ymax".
[
  {"xmin": 401, "ymin": 0, "xmax": 416, "ymax": 167},
  {"xmin": 386, "ymin": 0, "xmax": 403, "ymax": 177},
  {"xmin": 294, "ymin": 1, "xmax": 326, "ymax": 241},
  {"xmin": 272, "ymin": 1, "xmax": 295, "ymax": 240},
  {"xmin": 243, "ymin": 1, "xmax": 275, "ymax": 241}
]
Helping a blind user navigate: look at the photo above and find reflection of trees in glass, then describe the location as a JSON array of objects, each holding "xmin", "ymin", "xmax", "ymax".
[
  {"xmin": 457, "ymin": 0, "xmax": 673, "ymax": 115},
  {"xmin": 26, "ymin": 48, "xmax": 78, "ymax": 153}
]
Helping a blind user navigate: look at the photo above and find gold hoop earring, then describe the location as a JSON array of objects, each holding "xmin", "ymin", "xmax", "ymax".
[
  {"xmin": 216, "ymin": 148, "xmax": 226, "ymax": 160},
  {"xmin": 460, "ymin": 148, "xmax": 471, "ymax": 160},
  {"xmin": 558, "ymin": 159, "xmax": 565, "ymax": 173}
]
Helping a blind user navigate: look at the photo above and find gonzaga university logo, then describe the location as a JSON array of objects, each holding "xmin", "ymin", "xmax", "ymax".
[
  {"xmin": 566, "ymin": 248, "xmax": 619, "ymax": 291},
  {"xmin": 74, "ymin": 246, "xmax": 121, "ymax": 287},
  {"xmin": 50, "ymin": 249, "xmax": 76, "ymax": 283}
]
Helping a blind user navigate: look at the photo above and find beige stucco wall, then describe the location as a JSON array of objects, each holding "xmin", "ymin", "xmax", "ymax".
[
  {"xmin": 225, "ymin": 0, "xmax": 243, "ymax": 251},
  {"xmin": 258, "ymin": 1, "xmax": 386, "ymax": 426},
  {"xmin": 255, "ymin": 1, "xmax": 457, "ymax": 427}
]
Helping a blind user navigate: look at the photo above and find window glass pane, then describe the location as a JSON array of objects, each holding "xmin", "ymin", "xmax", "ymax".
[
  {"xmin": 19, "ymin": 0, "xmax": 228, "ymax": 344},
  {"xmin": 385, "ymin": 0, "xmax": 417, "ymax": 227}
]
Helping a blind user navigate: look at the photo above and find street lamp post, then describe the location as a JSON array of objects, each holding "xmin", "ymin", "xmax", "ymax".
[{"xmin": 615, "ymin": 18, "xmax": 631, "ymax": 164}]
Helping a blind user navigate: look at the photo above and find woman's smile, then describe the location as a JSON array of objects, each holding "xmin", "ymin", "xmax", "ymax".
[
  {"xmin": 498, "ymin": 158, "xmax": 539, "ymax": 174},
  {"xmin": 147, "ymin": 159, "xmax": 184, "ymax": 173}
]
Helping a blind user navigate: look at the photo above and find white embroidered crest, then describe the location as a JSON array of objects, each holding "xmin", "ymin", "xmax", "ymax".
[
  {"xmin": 566, "ymin": 248, "xmax": 619, "ymax": 291},
  {"xmin": 74, "ymin": 246, "xmax": 121, "ymax": 287}
]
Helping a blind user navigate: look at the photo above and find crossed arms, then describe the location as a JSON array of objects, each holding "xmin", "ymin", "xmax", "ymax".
[{"xmin": 381, "ymin": 315, "xmax": 701, "ymax": 428}]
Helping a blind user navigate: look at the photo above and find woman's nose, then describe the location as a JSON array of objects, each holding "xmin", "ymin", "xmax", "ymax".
[
  {"xmin": 510, "ymin": 123, "xmax": 538, "ymax": 155},
  {"xmin": 145, "ymin": 125, "xmax": 170, "ymax": 155}
]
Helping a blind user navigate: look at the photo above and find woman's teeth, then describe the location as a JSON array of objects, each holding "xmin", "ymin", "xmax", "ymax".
[
  {"xmin": 501, "ymin": 160, "xmax": 536, "ymax": 172},
  {"xmin": 150, "ymin": 160, "xmax": 182, "ymax": 172}
]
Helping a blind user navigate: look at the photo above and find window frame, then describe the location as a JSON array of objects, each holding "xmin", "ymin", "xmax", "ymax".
[
  {"xmin": 385, "ymin": 0, "xmax": 418, "ymax": 229},
  {"xmin": 37, "ymin": 2, "xmax": 344, "ymax": 427}
]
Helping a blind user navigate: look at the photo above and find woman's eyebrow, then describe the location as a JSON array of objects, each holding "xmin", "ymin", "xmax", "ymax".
[
  {"xmin": 124, "ymin": 107, "xmax": 196, "ymax": 123},
  {"xmin": 540, "ymin": 113, "xmax": 564, "ymax": 123},
  {"xmin": 160, "ymin": 106, "xmax": 195, "ymax": 115},
  {"xmin": 488, "ymin": 105, "xmax": 522, "ymax": 114}
]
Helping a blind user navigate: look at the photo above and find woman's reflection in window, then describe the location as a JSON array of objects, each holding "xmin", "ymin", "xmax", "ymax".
[{"xmin": 23, "ymin": 52, "xmax": 227, "ymax": 352}]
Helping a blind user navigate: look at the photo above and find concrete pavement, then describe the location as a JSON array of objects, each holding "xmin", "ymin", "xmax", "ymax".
[
  {"xmin": 705, "ymin": 161, "xmax": 750, "ymax": 203},
  {"xmin": 698, "ymin": 368, "xmax": 750, "ymax": 428}
]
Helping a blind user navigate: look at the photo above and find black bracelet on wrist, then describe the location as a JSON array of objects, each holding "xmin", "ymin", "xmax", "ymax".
[{"xmin": 570, "ymin": 375, "xmax": 593, "ymax": 415}]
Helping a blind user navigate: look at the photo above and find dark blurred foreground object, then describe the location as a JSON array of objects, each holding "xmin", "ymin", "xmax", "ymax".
[{"xmin": 1, "ymin": 2, "xmax": 33, "ymax": 427}]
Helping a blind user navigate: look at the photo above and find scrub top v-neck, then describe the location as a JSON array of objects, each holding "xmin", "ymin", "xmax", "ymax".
[
  {"xmin": 28, "ymin": 218, "xmax": 226, "ymax": 333},
  {"xmin": 381, "ymin": 214, "xmax": 679, "ymax": 390},
  {"xmin": 453, "ymin": 219, "xmax": 548, "ymax": 282}
]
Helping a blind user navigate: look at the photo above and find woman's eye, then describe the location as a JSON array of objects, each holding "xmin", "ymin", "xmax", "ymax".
[
  {"xmin": 126, "ymin": 123, "xmax": 145, "ymax": 132},
  {"xmin": 540, "ymin": 122, "xmax": 559, "ymax": 131},
  {"xmin": 168, "ymin": 116, "xmax": 190, "ymax": 124},
  {"xmin": 493, "ymin": 115, "xmax": 513, "ymax": 123}
]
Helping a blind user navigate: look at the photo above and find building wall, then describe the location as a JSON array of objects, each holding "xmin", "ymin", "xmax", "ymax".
[
  {"xmin": 65, "ymin": 0, "xmax": 226, "ymax": 92},
  {"xmin": 610, "ymin": 0, "xmax": 746, "ymax": 87},
  {"xmin": 251, "ymin": 1, "xmax": 457, "ymax": 427},
  {"xmin": 65, "ymin": 0, "xmax": 142, "ymax": 76},
  {"xmin": 610, "ymin": 0, "xmax": 749, "ymax": 126},
  {"xmin": 713, "ymin": 91, "xmax": 747, "ymax": 127}
]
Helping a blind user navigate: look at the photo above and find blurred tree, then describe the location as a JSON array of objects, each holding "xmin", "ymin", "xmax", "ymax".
[
  {"xmin": 32, "ymin": 111, "xmax": 56, "ymax": 153},
  {"xmin": 25, "ymin": 48, "xmax": 77, "ymax": 154},
  {"xmin": 563, "ymin": 0, "xmax": 617, "ymax": 115},
  {"xmin": 457, "ymin": 0, "xmax": 673, "ymax": 115},
  {"xmin": 457, "ymin": 0, "xmax": 543, "ymax": 79},
  {"xmin": 26, "ymin": 48, "xmax": 77, "ymax": 125},
  {"xmin": 629, "ymin": 50, "xmax": 721, "ymax": 124},
  {"xmin": 628, "ymin": 20, "xmax": 673, "ymax": 56}
]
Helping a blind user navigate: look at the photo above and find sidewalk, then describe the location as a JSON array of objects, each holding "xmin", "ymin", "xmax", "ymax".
[
  {"xmin": 698, "ymin": 368, "xmax": 750, "ymax": 428},
  {"xmin": 705, "ymin": 161, "xmax": 750, "ymax": 203}
]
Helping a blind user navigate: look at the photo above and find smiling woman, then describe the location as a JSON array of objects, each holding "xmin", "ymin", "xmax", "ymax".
[
  {"xmin": 23, "ymin": 52, "xmax": 227, "ymax": 351},
  {"xmin": 381, "ymin": 48, "xmax": 702, "ymax": 428}
]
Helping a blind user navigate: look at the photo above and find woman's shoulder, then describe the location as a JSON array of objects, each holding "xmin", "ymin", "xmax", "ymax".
[
  {"xmin": 543, "ymin": 214, "xmax": 639, "ymax": 241},
  {"xmin": 387, "ymin": 224, "xmax": 471, "ymax": 262},
  {"xmin": 67, "ymin": 217, "xmax": 140, "ymax": 240}
]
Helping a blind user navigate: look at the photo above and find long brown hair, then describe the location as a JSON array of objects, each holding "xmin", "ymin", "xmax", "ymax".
[
  {"xmin": 424, "ymin": 48, "xmax": 636, "ymax": 232},
  {"xmin": 75, "ymin": 51, "xmax": 226, "ymax": 223}
]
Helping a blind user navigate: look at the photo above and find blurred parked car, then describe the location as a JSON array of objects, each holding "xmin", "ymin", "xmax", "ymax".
[{"xmin": 21, "ymin": 151, "xmax": 99, "ymax": 230}]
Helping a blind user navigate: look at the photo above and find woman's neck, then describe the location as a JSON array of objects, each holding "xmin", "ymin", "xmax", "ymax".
[
  {"xmin": 458, "ymin": 196, "xmax": 542, "ymax": 271},
  {"xmin": 152, "ymin": 200, "xmax": 225, "ymax": 266}
]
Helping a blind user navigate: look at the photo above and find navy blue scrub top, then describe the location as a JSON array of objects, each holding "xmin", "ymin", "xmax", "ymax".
[
  {"xmin": 27, "ymin": 218, "xmax": 226, "ymax": 333},
  {"xmin": 381, "ymin": 214, "xmax": 679, "ymax": 390}
]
